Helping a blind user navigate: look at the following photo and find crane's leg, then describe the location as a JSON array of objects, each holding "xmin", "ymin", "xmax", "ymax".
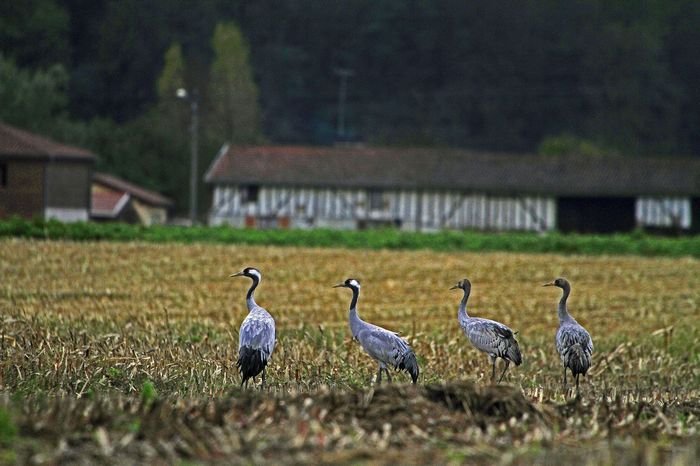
[
  {"xmin": 376, "ymin": 365, "xmax": 383, "ymax": 384},
  {"xmin": 384, "ymin": 368, "xmax": 393, "ymax": 383},
  {"xmin": 575, "ymin": 373, "xmax": 580, "ymax": 393},
  {"xmin": 562, "ymin": 366, "xmax": 568, "ymax": 387},
  {"xmin": 497, "ymin": 359, "xmax": 510, "ymax": 384},
  {"xmin": 490, "ymin": 356, "xmax": 497, "ymax": 382},
  {"xmin": 261, "ymin": 367, "xmax": 266, "ymax": 390}
]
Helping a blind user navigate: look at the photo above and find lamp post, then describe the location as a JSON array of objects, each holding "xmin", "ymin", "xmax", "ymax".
[{"xmin": 176, "ymin": 87, "xmax": 199, "ymax": 225}]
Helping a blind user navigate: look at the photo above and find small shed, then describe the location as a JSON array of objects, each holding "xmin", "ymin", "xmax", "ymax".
[
  {"xmin": 91, "ymin": 172, "xmax": 173, "ymax": 225},
  {"xmin": 0, "ymin": 121, "xmax": 95, "ymax": 221}
]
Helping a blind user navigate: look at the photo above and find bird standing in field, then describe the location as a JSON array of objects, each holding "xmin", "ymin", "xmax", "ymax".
[
  {"xmin": 451, "ymin": 278, "xmax": 522, "ymax": 383},
  {"xmin": 334, "ymin": 278, "xmax": 419, "ymax": 385},
  {"xmin": 230, "ymin": 267, "xmax": 276, "ymax": 389},
  {"xmin": 544, "ymin": 277, "xmax": 593, "ymax": 392}
]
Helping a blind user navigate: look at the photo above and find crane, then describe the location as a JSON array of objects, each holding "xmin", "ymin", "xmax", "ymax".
[
  {"xmin": 451, "ymin": 278, "xmax": 522, "ymax": 383},
  {"xmin": 544, "ymin": 277, "xmax": 593, "ymax": 393},
  {"xmin": 230, "ymin": 267, "xmax": 276, "ymax": 389},
  {"xmin": 333, "ymin": 278, "xmax": 419, "ymax": 384}
]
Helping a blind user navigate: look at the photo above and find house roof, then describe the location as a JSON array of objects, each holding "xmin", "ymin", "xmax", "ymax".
[
  {"xmin": 205, "ymin": 145, "xmax": 700, "ymax": 197},
  {"xmin": 0, "ymin": 121, "xmax": 96, "ymax": 161},
  {"xmin": 93, "ymin": 172, "xmax": 173, "ymax": 208},
  {"xmin": 91, "ymin": 189, "xmax": 130, "ymax": 218}
]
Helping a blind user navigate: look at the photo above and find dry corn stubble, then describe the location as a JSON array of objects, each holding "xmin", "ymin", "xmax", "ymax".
[{"xmin": 0, "ymin": 238, "xmax": 698, "ymax": 464}]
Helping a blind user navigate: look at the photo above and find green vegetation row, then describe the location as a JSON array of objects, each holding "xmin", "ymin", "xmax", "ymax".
[{"xmin": 2, "ymin": 218, "xmax": 700, "ymax": 257}]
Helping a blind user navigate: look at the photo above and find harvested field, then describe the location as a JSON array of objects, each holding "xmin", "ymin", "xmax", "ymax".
[{"xmin": 0, "ymin": 238, "xmax": 698, "ymax": 464}]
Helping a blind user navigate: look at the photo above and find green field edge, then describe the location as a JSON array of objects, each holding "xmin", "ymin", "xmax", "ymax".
[{"xmin": 2, "ymin": 218, "xmax": 700, "ymax": 257}]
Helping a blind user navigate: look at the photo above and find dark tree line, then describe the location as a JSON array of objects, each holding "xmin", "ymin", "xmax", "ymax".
[{"xmin": 1, "ymin": 0, "xmax": 699, "ymax": 213}]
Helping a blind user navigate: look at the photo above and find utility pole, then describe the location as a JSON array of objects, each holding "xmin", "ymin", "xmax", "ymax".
[
  {"xmin": 177, "ymin": 88, "xmax": 199, "ymax": 225},
  {"xmin": 333, "ymin": 68, "xmax": 354, "ymax": 140}
]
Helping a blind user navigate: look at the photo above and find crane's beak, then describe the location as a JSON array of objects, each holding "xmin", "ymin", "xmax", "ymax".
[
  {"xmin": 449, "ymin": 284, "xmax": 460, "ymax": 290},
  {"xmin": 332, "ymin": 283, "xmax": 345, "ymax": 288},
  {"xmin": 543, "ymin": 281, "xmax": 555, "ymax": 287},
  {"xmin": 230, "ymin": 271, "xmax": 244, "ymax": 278}
]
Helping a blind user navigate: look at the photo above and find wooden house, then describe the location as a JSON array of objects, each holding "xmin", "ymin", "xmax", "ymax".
[
  {"xmin": 0, "ymin": 121, "xmax": 95, "ymax": 221},
  {"xmin": 204, "ymin": 145, "xmax": 700, "ymax": 233}
]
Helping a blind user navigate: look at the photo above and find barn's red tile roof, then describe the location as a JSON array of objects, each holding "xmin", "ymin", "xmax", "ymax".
[
  {"xmin": 0, "ymin": 121, "xmax": 96, "ymax": 161},
  {"xmin": 93, "ymin": 172, "xmax": 173, "ymax": 208},
  {"xmin": 205, "ymin": 145, "xmax": 700, "ymax": 197}
]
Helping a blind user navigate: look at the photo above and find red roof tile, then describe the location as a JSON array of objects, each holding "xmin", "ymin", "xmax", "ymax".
[
  {"xmin": 93, "ymin": 172, "xmax": 173, "ymax": 207},
  {"xmin": 91, "ymin": 189, "xmax": 129, "ymax": 217}
]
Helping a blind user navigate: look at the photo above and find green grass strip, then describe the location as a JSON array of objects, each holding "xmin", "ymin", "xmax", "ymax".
[{"xmin": 1, "ymin": 217, "xmax": 699, "ymax": 257}]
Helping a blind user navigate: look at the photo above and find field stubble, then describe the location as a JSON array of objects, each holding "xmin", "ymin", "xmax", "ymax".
[{"xmin": 0, "ymin": 238, "xmax": 698, "ymax": 464}]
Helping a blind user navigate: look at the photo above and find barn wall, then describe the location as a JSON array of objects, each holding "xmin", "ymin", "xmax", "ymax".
[
  {"xmin": 557, "ymin": 197, "xmax": 636, "ymax": 233},
  {"xmin": 45, "ymin": 161, "xmax": 91, "ymax": 221},
  {"xmin": 635, "ymin": 197, "xmax": 691, "ymax": 230},
  {"xmin": 209, "ymin": 185, "xmax": 556, "ymax": 232},
  {"xmin": 0, "ymin": 159, "xmax": 45, "ymax": 219}
]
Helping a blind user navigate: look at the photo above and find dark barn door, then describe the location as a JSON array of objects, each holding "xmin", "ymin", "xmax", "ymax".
[{"xmin": 557, "ymin": 197, "xmax": 636, "ymax": 233}]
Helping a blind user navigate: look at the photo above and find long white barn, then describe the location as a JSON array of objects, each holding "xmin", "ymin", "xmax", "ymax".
[{"xmin": 205, "ymin": 145, "xmax": 700, "ymax": 233}]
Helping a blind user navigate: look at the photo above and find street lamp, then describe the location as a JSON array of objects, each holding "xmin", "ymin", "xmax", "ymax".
[{"xmin": 176, "ymin": 87, "xmax": 199, "ymax": 225}]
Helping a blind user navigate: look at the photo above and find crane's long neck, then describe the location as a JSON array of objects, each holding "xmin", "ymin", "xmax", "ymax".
[
  {"xmin": 557, "ymin": 284, "xmax": 573, "ymax": 323},
  {"xmin": 458, "ymin": 288, "xmax": 470, "ymax": 325},
  {"xmin": 348, "ymin": 287, "xmax": 364, "ymax": 337},
  {"xmin": 246, "ymin": 277, "xmax": 259, "ymax": 310}
]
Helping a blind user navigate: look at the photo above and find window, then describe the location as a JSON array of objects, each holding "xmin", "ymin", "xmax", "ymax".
[
  {"xmin": 240, "ymin": 185, "xmax": 259, "ymax": 203},
  {"xmin": 0, "ymin": 163, "xmax": 6, "ymax": 187},
  {"xmin": 367, "ymin": 189, "xmax": 385, "ymax": 210}
]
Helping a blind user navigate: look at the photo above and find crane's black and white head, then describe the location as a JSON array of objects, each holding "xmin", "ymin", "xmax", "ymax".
[
  {"xmin": 450, "ymin": 278, "xmax": 471, "ymax": 293},
  {"xmin": 544, "ymin": 277, "xmax": 570, "ymax": 289},
  {"xmin": 333, "ymin": 278, "xmax": 361, "ymax": 291},
  {"xmin": 230, "ymin": 267, "xmax": 262, "ymax": 283}
]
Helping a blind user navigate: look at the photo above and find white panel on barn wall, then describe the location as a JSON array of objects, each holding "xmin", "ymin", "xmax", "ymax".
[
  {"xmin": 429, "ymin": 192, "xmax": 438, "ymax": 227},
  {"xmin": 389, "ymin": 191, "xmax": 399, "ymax": 217},
  {"xmin": 322, "ymin": 189, "xmax": 330, "ymax": 218},
  {"xmin": 546, "ymin": 198, "xmax": 556, "ymax": 230},
  {"xmin": 526, "ymin": 197, "xmax": 536, "ymax": 231},
  {"xmin": 257, "ymin": 189, "xmax": 266, "ymax": 216},
  {"xmin": 636, "ymin": 197, "xmax": 691, "ymax": 228}
]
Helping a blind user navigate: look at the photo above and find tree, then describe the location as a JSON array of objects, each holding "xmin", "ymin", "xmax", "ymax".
[
  {"xmin": 0, "ymin": 0, "xmax": 71, "ymax": 69},
  {"xmin": 0, "ymin": 55, "xmax": 69, "ymax": 132},
  {"xmin": 208, "ymin": 22, "xmax": 263, "ymax": 144},
  {"xmin": 157, "ymin": 43, "xmax": 186, "ymax": 102}
]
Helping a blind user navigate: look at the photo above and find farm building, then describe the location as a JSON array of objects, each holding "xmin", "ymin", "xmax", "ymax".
[
  {"xmin": 204, "ymin": 145, "xmax": 700, "ymax": 234},
  {"xmin": 91, "ymin": 172, "xmax": 173, "ymax": 225},
  {"xmin": 0, "ymin": 121, "xmax": 95, "ymax": 222}
]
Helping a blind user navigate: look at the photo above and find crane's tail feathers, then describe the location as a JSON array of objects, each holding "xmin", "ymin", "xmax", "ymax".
[
  {"xmin": 237, "ymin": 346, "xmax": 267, "ymax": 384},
  {"xmin": 566, "ymin": 343, "xmax": 591, "ymax": 376},
  {"xmin": 396, "ymin": 350, "xmax": 420, "ymax": 384},
  {"xmin": 507, "ymin": 340, "xmax": 523, "ymax": 366}
]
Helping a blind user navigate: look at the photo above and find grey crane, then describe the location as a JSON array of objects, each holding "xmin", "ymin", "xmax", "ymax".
[
  {"xmin": 333, "ymin": 278, "xmax": 419, "ymax": 384},
  {"xmin": 451, "ymin": 278, "xmax": 522, "ymax": 383},
  {"xmin": 230, "ymin": 267, "xmax": 276, "ymax": 388},
  {"xmin": 544, "ymin": 277, "xmax": 593, "ymax": 392}
]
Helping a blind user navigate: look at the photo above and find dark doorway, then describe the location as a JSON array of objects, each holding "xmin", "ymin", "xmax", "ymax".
[{"xmin": 557, "ymin": 197, "xmax": 636, "ymax": 233}]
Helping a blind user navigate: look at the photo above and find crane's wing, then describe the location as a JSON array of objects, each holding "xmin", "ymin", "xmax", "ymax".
[
  {"xmin": 465, "ymin": 318, "xmax": 515, "ymax": 354},
  {"xmin": 239, "ymin": 310, "xmax": 276, "ymax": 359},
  {"xmin": 556, "ymin": 324, "xmax": 592, "ymax": 357},
  {"xmin": 356, "ymin": 327, "xmax": 411, "ymax": 367}
]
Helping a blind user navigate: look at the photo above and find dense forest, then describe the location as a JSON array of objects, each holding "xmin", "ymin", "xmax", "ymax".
[{"xmin": 1, "ymin": 0, "xmax": 699, "ymax": 215}]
